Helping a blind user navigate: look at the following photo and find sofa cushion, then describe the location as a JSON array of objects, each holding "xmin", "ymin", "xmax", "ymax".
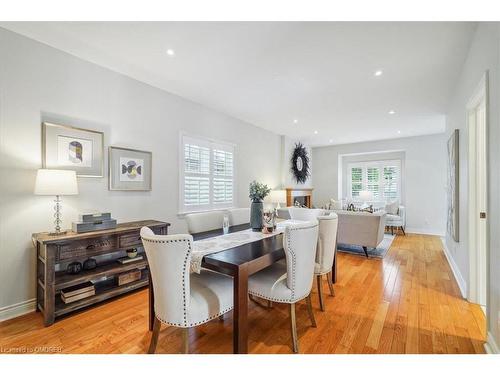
[
  {"xmin": 386, "ymin": 214, "xmax": 400, "ymax": 220},
  {"xmin": 385, "ymin": 200, "xmax": 399, "ymax": 215}
]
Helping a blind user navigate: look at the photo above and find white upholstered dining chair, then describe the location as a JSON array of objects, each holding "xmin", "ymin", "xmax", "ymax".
[
  {"xmin": 185, "ymin": 211, "xmax": 224, "ymax": 234},
  {"xmin": 227, "ymin": 208, "xmax": 250, "ymax": 226},
  {"xmin": 288, "ymin": 207, "xmax": 324, "ymax": 222},
  {"xmin": 314, "ymin": 214, "xmax": 339, "ymax": 311},
  {"xmin": 140, "ymin": 227, "xmax": 233, "ymax": 354},
  {"xmin": 248, "ymin": 222, "xmax": 319, "ymax": 353}
]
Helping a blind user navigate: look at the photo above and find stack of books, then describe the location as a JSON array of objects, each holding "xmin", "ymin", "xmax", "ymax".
[
  {"xmin": 61, "ymin": 281, "xmax": 95, "ymax": 304},
  {"xmin": 117, "ymin": 255, "xmax": 144, "ymax": 264}
]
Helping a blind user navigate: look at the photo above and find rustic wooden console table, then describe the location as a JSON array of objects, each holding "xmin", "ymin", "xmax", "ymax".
[{"xmin": 32, "ymin": 220, "xmax": 169, "ymax": 326}]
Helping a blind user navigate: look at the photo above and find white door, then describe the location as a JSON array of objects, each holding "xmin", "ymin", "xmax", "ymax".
[{"xmin": 467, "ymin": 74, "xmax": 488, "ymax": 311}]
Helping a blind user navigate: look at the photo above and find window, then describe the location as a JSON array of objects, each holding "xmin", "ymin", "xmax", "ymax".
[
  {"xmin": 180, "ymin": 135, "xmax": 235, "ymax": 213},
  {"xmin": 347, "ymin": 160, "xmax": 401, "ymax": 202}
]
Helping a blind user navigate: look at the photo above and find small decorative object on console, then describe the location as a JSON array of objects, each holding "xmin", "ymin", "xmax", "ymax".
[
  {"xmin": 83, "ymin": 258, "xmax": 97, "ymax": 270},
  {"xmin": 72, "ymin": 211, "xmax": 117, "ymax": 233},
  {"xmin": 126, "ymin": 248, "xmax": 138, "ymax": 258},
  {"xmin": 66, "ymin": 261, "xmax": 82, "ymax": 275}
]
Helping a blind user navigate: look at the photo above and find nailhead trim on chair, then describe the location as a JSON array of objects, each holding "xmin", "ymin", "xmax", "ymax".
[
  {"xmin": 248, "ymin": 290, "xmax": 310, "ymax": 304},
  {"xmin": 249, "ymin": 223, "xmax": 317, "ymax": 304},
  {"xmin": 155, "ymin": 306, "xmax": 233, "ymax": 328},
  {"xmin": 142, "ymin": 235, "xmax": 234, "ymax": 328},
  {"xmin": 141, "ymin": 236, "xmax": 193, "ymax": 326}
]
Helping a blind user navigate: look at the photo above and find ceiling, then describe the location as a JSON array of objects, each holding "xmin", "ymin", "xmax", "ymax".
[{"xmin": 1, "ymin": 22, "xmax": 476, "ymax": 146}]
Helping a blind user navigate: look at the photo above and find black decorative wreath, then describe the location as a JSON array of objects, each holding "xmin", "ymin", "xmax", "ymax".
[{"xmin": 290, "ymin": 142, "xmax": 310, "ymax": 184}]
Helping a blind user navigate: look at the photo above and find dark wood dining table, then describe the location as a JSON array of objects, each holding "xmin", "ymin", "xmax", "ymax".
[{"xmin": 148, "ymin": 223, "xmax": 336, "ymax": 354}]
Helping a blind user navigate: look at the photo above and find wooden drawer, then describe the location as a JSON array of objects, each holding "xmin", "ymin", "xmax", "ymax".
[
  {"xmin": 119, "ymin": 232, "xmax": 142, "ymax": 248},
  {"xmin": 119, "ymin": 227, "xmax": 163, "ymax": 249},
  {"xmin": 56, "ymin": 236, "xmax": 117, "ymax": 261}
]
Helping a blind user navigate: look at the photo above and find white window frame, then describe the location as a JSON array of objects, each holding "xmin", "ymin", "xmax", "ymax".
[
  {"xmin": 347, "ymin": 159, "xmax": 402, "ymax": 203},
  {"xmin": 179, "ymin": 132, "xmax": 237, "ymax": 214}
]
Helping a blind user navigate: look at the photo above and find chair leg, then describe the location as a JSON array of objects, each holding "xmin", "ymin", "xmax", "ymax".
[
  {"xmin": 267, "ymin": 300, "xmax": 273, "ymax": 309},
  {"xmin": 401, "ymin": 226, "xmax": 406, "ymax": 235},
  {"xmin": 327, "ymin": 272, "xmax": 335, "ymax": 296},
  {"xmin": 148, "ymin": 316, "xmax": 161, "ymax": 354},
  {"xmin": 289, "ymin": 303, "xmax": 299, "ymax": 353},
  {"xmin": 182, "ymin": 328, "xmax": 189, "ymax": 354},
  {"xmin": 391, "ymin": 226, "xmax": 394, "ymax": 235},
  {"xmin": 316, "ymin": 275, "xmax": 324, "ymax": 311},
  {"xmin": 305, "ymin": 295, "xmax": 317, "ymax": 327},
  {"xmin": 362, "ymin": 246, "xmax": 369, "ymax": 258}
]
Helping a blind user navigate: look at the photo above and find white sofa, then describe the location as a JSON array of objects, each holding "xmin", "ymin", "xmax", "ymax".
[{"xmin": 325, "ymin": 210, "xmax": 386, "ymax": 258}]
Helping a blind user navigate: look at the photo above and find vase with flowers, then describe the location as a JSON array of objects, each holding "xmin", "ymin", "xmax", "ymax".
[{"xmin": 249, "ymin": 180, "xmax": 271, "ymax": 231}]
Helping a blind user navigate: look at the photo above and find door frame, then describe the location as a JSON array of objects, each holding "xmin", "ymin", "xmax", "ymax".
[{"xmin": 467, "ymin": 71, "xmax": 489, "ymax": 310}]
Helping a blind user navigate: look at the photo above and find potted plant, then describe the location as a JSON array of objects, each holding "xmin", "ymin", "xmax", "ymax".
[{"xmin": 249, "ymin": 180, "xmax": 271, "ymax": 231}]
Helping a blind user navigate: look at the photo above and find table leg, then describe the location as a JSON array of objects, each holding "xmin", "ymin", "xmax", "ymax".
[
  {"xmin": 233, "ymin": 264, "xmax": 249, "ymax": 354},
  {"xmin": 149, "ymin": 277, "xmax": 155, "ymax": 331}
]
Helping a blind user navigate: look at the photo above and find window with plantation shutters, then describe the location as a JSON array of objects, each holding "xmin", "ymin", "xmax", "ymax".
[
  {"xmin": 180, "ymin": 135, "xmax": 235, "ymax": 213},
  {"xmin": 348, "ymin": 160, "xmax": 401, "ymax": 202}
]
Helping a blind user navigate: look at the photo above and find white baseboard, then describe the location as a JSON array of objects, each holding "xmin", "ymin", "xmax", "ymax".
[
  {"xmin": 440, "ymin": 237, "xmax": 467, "ymax": 299},
  {"xmin": 485, "ymin": 331, "xmax": 500, "ymax": 354},
  {"xmin": 0, "ymin": 299, "xmax": 36, "ymax": 322},
  {"xmin": 405, "ymin": 227, "xmax": 445, "ymax": 236}
]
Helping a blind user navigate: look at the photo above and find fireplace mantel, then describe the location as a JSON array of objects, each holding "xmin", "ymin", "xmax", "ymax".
[{"xmin": 285, "ymin": 188, "xmax": 313, "ymax": 208}]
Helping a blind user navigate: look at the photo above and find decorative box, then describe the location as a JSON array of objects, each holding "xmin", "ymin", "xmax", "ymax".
[
  {"xmin": 79, "ymin": 212, "xmax": 112, "ymax": 223},
  {"xmin": 72, "ymin": 218, "xmax": 117, "ymax": 233}
]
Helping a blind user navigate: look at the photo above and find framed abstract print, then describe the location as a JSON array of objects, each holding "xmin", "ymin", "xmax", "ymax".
[
  {"xmin": 109, "ymin": 146, "xmax": 152, "ymax": 191},
  {"xmin": 42, "ymin": 122, "xmax": 104, "ymax": 177}
]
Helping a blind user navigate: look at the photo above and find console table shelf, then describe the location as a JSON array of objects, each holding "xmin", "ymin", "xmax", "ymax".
[
  {"xmin": 33, "ymin": 219, "xmax": 169, "ymax": 326},
  {"xmin": 54, "ymin": 273, "xmax": 150, "ymax": 317},
  {"xmin": 55, "ymin": 258, "xmax": 149, "ymax": 291}
]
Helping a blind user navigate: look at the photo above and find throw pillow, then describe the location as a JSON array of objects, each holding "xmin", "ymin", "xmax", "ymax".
[{"xmin": 385, "ymin": 200, "xmax": 399, "ymax": 215}]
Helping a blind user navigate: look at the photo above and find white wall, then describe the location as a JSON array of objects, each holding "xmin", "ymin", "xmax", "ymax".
[
  {"xmin": 0, "ymin": 28, "xmax": 282, "ymax": 313},
  {"xmin": 444, "ymin": 22, "xmax": 500, "ymax": 350},
  {"xmin": 312, "ymin": 134, "xmax": 447, "ymax": 235}
]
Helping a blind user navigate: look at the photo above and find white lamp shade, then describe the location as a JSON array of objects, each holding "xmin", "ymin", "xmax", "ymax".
[
  {"xmin": 266, "ymin": 190, "xmax": 287, "ymax": 204},
  {"xmin": 34, "ymin": 169, "xmax": 79, "ymax": 196},
  {"xmin": 359, "ymin": 190, "xmax": 373, "ymax": 202}
]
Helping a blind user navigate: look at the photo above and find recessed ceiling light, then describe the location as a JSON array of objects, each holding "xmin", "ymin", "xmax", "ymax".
[
  {"xmin": 389, "ymin": 110, "xmax": 396, "ymax": 115},
  {"xmin": 329, "ymin": 139, "xmax": 333, "ymax": 143},
  {"xmin": 374, "ymin": 70, "xmax": 383, "ymax": 77},
  {"xmin": 166, "ymin": 49, "xmax": 175, "ymax": 56},
  {"xmin": 397, "ymin": 130, "xmax": 401, "ymax": 134},
  {"xmin": 314, "ymin": 130, "xmax": 318, "ymax": 135},
  {"xmin": 293, "ymin": 119, "xmax": 298, "ymax": 124}
]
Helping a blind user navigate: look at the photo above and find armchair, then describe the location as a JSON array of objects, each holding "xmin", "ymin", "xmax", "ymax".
[{"xmin": 385, "ymin": 206, "xmax": 406, "ymax": 235}]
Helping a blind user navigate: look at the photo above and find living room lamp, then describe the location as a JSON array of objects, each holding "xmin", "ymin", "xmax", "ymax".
[
  {"xmin": 34, "ymin": 169, "xmax": 78, "ymax": 236},
  {"xmin": 268, "ymin": 190, "xmax": 287, "ymax": 209},
  {"xmin": 359, "ymin": 190, "xmax": 373, "ymax": 202}
]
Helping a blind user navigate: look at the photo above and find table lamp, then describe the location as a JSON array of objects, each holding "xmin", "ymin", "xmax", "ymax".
[
  {"xmin": 34, "ymin": 169, "xmax": 78, "ymax": 235},
  {"xmin": 268, "ymin": 190, "xmax": 287, "ymax": 209}
]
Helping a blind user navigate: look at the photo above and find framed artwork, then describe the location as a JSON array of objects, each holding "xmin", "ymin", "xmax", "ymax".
[
  {"xmin": 109, "ymin": 146, "xmax": 152, "ymax": 191},
  {"xmin": 42, "ymin": 122, "xmax": 104, "ymax": 177},
  {"xmin": 447, "ymin": 129, "xmax": 459, "ymax": 242}
]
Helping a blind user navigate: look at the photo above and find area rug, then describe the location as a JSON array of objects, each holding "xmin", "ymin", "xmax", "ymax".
[{"xmin": 337, "ymin": 234, "xmax": 395, "ymax": 258}]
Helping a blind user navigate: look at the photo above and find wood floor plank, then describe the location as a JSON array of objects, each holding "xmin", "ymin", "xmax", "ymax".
[{"xmin": 0, "ymin": 233, "xmax": 486, "ymax": 354}]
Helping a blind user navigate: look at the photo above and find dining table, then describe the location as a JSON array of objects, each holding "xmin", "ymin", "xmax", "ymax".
[{"xmin": 147, "ymin": 222, "xmax": 337, "ymax": 354}]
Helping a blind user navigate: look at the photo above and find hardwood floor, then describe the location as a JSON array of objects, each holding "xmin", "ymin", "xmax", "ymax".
[{"xmin": 0, "ymin": 233, "xmax": 486, "ymax": 354}]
